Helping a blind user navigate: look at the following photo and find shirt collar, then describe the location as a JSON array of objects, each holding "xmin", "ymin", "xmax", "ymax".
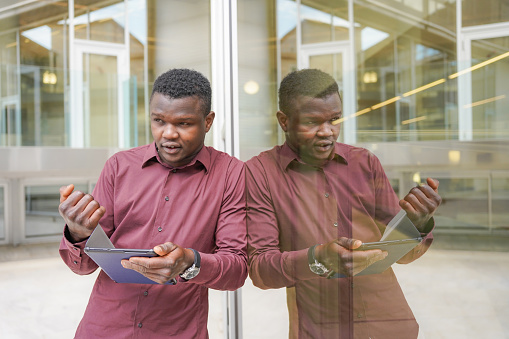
[
  {"xmin": 142, "ymin": 142, "xmax": 211, "ymax": 172},
  {"xmin": 279, "ymin": 141, "xmax": 348, "ymax": 170}
]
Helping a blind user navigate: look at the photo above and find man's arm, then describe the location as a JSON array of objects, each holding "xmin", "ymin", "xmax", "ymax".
[
  {"xmin": 123, "ymin": 159, "xmax": 248, "ymax": 290},
  {"xmin": 58, "ymin": 157, "xmax": 116, "ymax": 275},
  {"xmin": 397, "ymin": 177, "xmax": 441, "ymax": 263}
]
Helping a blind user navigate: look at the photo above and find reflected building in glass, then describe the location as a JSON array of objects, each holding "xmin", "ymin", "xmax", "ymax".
[{"xmin": 0, "ymin": 0, "xmax": 508, "ymax": 337}]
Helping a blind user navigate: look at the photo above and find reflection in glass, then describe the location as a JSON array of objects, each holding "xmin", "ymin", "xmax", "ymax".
[
  {"xmin": 354, "ymin": 1, "xmax": 456, "ymax": 142},
  {"xmin": 0, "ymin": 187, "xmax": 4, "ymax": 240},
  {"xmin": 433, "ymin": 178, "xmax": 489, "ymax": 229},
  {"xmin": 238, "ymin": 0, "xmax": 279, "ymax": 160},
  {"xmin": 25, "ymin": 184, "xmax": 88, "ymax": 238},
  {"xmin": 301, "ymin": 0, "xmax": 348, "ymax": 44},
  {"xmin": 279, "ymin": 0, "xmax": 298, "ymax": 78},
  {"xmin": 84, "ymin": 53, "xmax": 119, "ymax": 147},
  {"xmin": 492, "ymin": 178, "xmax": 509, "ymax": 229},
  {"xmin": 463, "ymin": 0, "xmax": 509, "ymax": 27},
  {"xmin": 470, "ymin": 37, "xmax": 509, "ymax": 140},
  {"xmin": 74, "ymin": 0, "xmax": 126, "ymax": 44}
]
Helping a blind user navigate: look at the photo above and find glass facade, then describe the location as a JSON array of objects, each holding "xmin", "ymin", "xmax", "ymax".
[{"xmin": 0, "ymin": 0, "xmax": 508, "ymax": 337}]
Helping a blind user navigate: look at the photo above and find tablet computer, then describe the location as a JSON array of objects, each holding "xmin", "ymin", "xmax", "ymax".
[
  {"xmin": 84, "ymin": 226, "xmax": 176, "ymax": 285},
  {"xmin": 329, "ymin": 210, "xmax": 423, "ymax": 277}
]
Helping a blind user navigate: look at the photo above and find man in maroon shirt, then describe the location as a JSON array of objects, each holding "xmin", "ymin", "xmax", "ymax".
[
  {"xmin": 246, "ymin": 69, "xmax": 441, "ymax": 338},
  {"xmin": 58, "ymin": 69, "xmax": 247, "ymax": 338}
]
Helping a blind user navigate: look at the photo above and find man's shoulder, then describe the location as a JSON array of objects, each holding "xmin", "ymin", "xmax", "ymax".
[
  {"xmin": 336, "ymin": 142, "xmax": 376, "ymax": 161},
  {"xmin": 109, "ymin": 144, "xmax": 150, "ymax": 163},
  {"xmin": 246, "ymin": 145, "xmax": 281, "ymax": 167},
  {"xmin": 204, "ymin": 146, "xmax": 244, "ymax": 173}
]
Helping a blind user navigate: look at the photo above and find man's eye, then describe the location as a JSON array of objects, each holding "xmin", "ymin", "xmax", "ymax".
[{"xmin": 180, "ymin": 122, "xmax": 190, "ymax": 126}]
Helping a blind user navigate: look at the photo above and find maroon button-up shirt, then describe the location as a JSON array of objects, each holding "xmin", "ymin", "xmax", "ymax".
[
  {"xmin": 246, "ymin": 142, "xmax": 433, "ymax": 339},
  {"xmin": 60, "ymin": 143, "xmax": 247, "ymax": 339}
]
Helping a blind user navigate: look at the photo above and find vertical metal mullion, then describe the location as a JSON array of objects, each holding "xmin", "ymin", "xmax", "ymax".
[
  {"xmin": 211, "ymin": 1, "xmax": 242, "ymax": 338},
  {"xmin": 347, "ymin": 0, "xmax": 357, "ymax": 144}
]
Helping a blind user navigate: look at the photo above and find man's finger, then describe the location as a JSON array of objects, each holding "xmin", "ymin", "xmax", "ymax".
[
  {"xmin": 335, "ymin": 237, "xmax": 362, "ymax": 250},
  {"xmin": 426, "ymin": 177, "xmax": 439, "ymax": 192},
  {"xmin": 154, "ymin": 242, "xmax": 178, "ymax": 256},
  {"xmin": 59, "ymin": 184, "xmax": 74, "ymax": 203},
  {"xmin": 88, "ymin": 206, "xmax": 106, "ymax": 226}
]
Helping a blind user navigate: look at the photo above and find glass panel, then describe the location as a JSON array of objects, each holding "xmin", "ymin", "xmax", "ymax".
[
  {"xmin": 1, "ymin": 103, "xmax": 19, "ymax": 146},
  {"xmin": 74, "ymin": 0, "xmax": 126, "ymax": 44},
  {"xmin": 237, "ymin": 0, "xmax": 279, "ymax": 160},
  {"xmin": 0, "ymin": 2, "xmax": 67, "ymax": 147},
  {"xmin": 128, "ymin": 0, "xmax": 149, "ymax": 147},
  {"xmin": 279, "ymin": 0, "xmax": 298, "ymax": 78},
  {"xmin": 463, "ymin": 0, "xmax": 509, "ymax": 27},
  {"xmin": 301, "ymin": 0, "xmax": 349, "ymax": 44},
  {"xmin": 84, "ymin": 53, "xmax": 119, "ymax": 147},
  {"xmin": 470, "ymin": 37, "xmax": 509, "ymax": 140},
  {"xmin": 492, "ymin": 177, "xmax": 509, "ymax": 229},
  {"xmin": 433, "ymin": 178, "xmax": 489, "ymax": 229},
  {"xmin": 308, "ymin": 52, "xmax": 345, "ymax": 142},
  {"xmin": 0, "ymin": 32, "xmax": 18, "ymax": 98},
  {"xmin": 354, "ymin": 1, "xmax": 457, "ymax": 142},
  {"xmin": 0, "ymin": 186, "xmax": 4, "ymax": 240},
  {"xmin": 25, "ymin": 184, "xmax": 88, "ymax": 238},
  {"xmin": 146, "ymin": 0, "xmax": 213, "ymax": 146}
]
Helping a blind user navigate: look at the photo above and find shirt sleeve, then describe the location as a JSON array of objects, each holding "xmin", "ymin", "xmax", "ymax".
[
  {"xmin": 246, "ymin": 158, "xmax": 317, "ymax": 290},
  {"xmin": 371, "ymin": 152, "xmax": 434, "ymax": 264},
  {"xmin": 188, "ymin": 159, "xmax": 248, "ymax": 291},
  {"xmin": 58, "ymin": 156, "xmax": 117, "ymax": 275}
]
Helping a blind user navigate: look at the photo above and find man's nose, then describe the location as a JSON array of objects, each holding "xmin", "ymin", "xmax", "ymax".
[
  {"xmin": 163, "ymin": 124, "xmax": 178, "ymax": 139},
  {"xmin": 317, "ymin": 122, "xmax": 333, "ymax": 137}
]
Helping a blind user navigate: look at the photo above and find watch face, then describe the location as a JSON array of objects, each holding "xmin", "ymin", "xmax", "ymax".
[
  {"xmin": 181, "ymin": 266, "xmax": 200, "ymax": 280},
  {"xmin": 309, "ymin": 262, "xmax": 329, "ymax": 275}
]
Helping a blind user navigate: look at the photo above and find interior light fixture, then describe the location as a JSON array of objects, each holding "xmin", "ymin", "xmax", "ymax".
[
  {"xmin": 403, "ymin": 79, "xmax": 445, "ymax": 97},
  {"xmin": 449, "ymin": 51, "xmax": 509, "ymax": 79},
  {"xmin": 448, "ymin": 150, "xmax": 461, "ymax": 164},
  {"xmin": 42, "ymin": 71, "xmax": 57, "ymax": 85},
  {"xmin": 243, "ymin": 80, "xmax": 259, "ymax": 95},
  {"xmin": 463, "ymin": 94, "xmax": 506, "ymax": 108},
  {"xmin": 402, "ymin": 116, "xmax": 427, "ymax": 125}
]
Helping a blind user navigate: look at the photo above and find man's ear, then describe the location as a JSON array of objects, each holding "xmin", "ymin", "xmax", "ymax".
[
  {"xmin": 204, "ymin": 111, "xmax": 215, "ymax": 132},
  {"xmin": 276, "ymin": 111, "xmax": 289, "ymax": 132}
]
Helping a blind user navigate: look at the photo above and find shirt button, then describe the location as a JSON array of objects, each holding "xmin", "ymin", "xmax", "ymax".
[
  {"xmin": 73, "ymin": 260, "xmax": 78, "ymax": 264},
  {"xmin": 333, "ymin": 222, "xmax": 338, "ymax": 227},
  {"xmin": 172, "ymin": 169, "xmax": 176, "ymax": 173},
  {"xmin": 138, "ymin": 322, "xmax": 143, "ymax": 328},
  {"xmin": 144, "ymin": 291, "xmax": 148, "ymax": 296},
  {"xmin": 158, "ymin": 227, "xmax": 162, "ymax": 232},
  {"xmin": 165, "ymin": 196, "xmax": 169, "ymax": 201},
  {"xmin": 324, "ymin": 193, "xmax": 329, "ymax": 198}
]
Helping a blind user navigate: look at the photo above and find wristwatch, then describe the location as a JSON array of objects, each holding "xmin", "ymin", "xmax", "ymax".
[
  {"xmin": 308, "ymin": 244, "xmax": 331, "ymax": 277},
  {"xmin": 179, "ymin": 248, "xmax": 201, "ymax": 280}
]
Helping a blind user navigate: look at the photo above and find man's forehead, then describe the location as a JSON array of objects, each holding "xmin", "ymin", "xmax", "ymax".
[{"xmin": 292, "ymin": 94, "xmax": 342, "ymax": 112}]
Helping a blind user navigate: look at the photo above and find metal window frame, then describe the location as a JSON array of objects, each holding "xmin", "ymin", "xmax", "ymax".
[
  {"xmin": 19, "ymin": 177, "xmax": 95, "ymax": 244},
  {"xmin": 0, "ymin": 181, "xmax": 8, "ymax": 245},
  {"xmin": 68, "ymin": 0, "xmax": 131, "ymax": 148},
  {"xmin": 210, "ymin": 1, "xmax": 242, "ymax": 338}
]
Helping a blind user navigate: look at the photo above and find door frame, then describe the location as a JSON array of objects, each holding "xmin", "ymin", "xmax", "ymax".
[
  {"xmin": 299, "ymin": 41, "xmax": 356, "ymax": 143},
  {"xmin": 457, "ymin": 22, "xmax": 509, "ymax": 140},
  {"xmin": 70, "ymin": 39, "xmax": 129, "ymax": 148}
]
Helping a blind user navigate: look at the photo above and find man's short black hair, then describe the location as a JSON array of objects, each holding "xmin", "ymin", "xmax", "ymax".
[
  {"xmin": 278, "ymin": 69, "xmax": 340, "ymax": 115},
  {"xmin": 151, "ymin": 68, "xmax": 212, "ymax": 116}
]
